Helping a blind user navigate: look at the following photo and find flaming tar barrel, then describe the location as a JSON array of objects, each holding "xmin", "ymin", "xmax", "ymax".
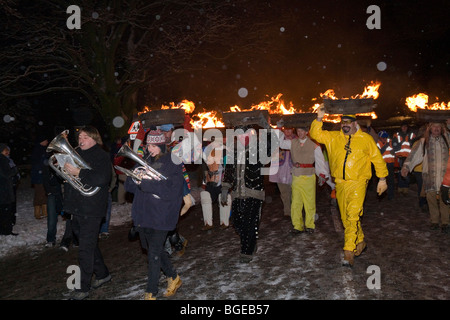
[
  {"xmin": 270, "ymin": 113, "xmax": 317, "ymax": 128},
  {"xmin": 323, "ymin": 98, "xmax": 376, "ymax": 115},
  {"xmin": 138, "ymin": 108, "xmax": 185, "ymax": 129},
  {"xmin": 416, "ymin": 109, "xmax": 450, "ymax": 123},
  {"xmin": 222, "ymin": 110, "xmax": 270, "ymax": 128}
]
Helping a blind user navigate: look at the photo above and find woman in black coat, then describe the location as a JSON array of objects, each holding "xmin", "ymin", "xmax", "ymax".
[{"xmin": 62, "ymin": 126, "xmax": 112, "ymax": 300}]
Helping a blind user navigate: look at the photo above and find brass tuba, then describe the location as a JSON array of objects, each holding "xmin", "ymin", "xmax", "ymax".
[
  {"xmin": 46, "ymin": 130, "xmax": 100, "ymax": 196},
  {"xmin": 114, "ymin": 143, "xmax": 167, "ymax": 184}
]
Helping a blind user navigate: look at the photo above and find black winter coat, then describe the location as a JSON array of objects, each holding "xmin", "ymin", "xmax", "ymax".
[
  {"xmin": 0, "ymin": 154, "xmax": 15, "ymax": 205},
  {"xmin": 63, "ymin": 144, "xmax": 112, "ymax": 218}
]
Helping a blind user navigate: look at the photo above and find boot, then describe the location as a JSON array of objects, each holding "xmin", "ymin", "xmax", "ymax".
[
  {"xmin": 219, "ymin": 193, "xmax": 231, "ymax": 228},
  {"xmin": 143, "ymin": 292, "xmax": 156, "ymax": 300},
  {"xmin": 355, "ymin": 241, "xmax": 367, "ymax": 257},
  {"xmin": 34, "ymin": 206, "xmax": 42, "ymax": 219},
  {"xmin": 163, "ymin": 275, "xmax": 182, "ymax": 297},
  {"xmin": 342, "ymin": 250, "xmax": 354, "ymax": 267},
  {"xmin": 200, "ymin": 191, "xmax": 213, "ymax": 229},
  {"xmin": 41, "ymin": 204, "xmax": 48, "ymax": 218},
  {"xmin": 180, "ymin": 194, "xmax": 193, "ymax": 216}
]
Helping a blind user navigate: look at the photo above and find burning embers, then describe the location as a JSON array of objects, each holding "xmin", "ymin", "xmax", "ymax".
[
  {"xmin": 405, "ymin": 93, "xmax": 450, "ymax": 112},
  {"xmin": 315, "ymin": 81, "xmax": 381, "ymax": 122},
  {"xmin": 138, "ymin": 81, "xmax": 382, "ymax": 128},
  {"xmin": 405, "ymin": 93, "xmax": 450, "ymax": 123}
]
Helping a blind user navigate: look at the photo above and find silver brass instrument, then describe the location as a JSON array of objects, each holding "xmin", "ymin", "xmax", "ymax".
[
  {"xmin": 114, "ymin": 143, "xmax": 167, "ymax": 184},
  {"xmin": 46, "ymin": 130, "xmax": 100, "ymax": 196}
]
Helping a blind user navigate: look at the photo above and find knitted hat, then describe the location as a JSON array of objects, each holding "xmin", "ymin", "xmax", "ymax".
[
  {"xmin": 341, "ymin": 115, "xmax": 356, "ymax": 122},
  {"xmin": 146, "ymin": 129, "xmax": 166, "ymax": 145}
]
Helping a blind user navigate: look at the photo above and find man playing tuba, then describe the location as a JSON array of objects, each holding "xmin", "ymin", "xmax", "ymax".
[{"xmin": 59, "ymin": 126, "xmax": 112, "ymax": 300}]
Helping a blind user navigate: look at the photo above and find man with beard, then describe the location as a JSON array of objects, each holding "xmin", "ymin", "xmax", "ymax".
[{"xmin": 309, "ymin": 106, "xmax": 388, "ymax": 267}]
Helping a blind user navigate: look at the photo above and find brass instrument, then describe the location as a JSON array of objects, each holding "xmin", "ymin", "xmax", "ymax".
[
  {"xmin": 114, "ymin": 143, "xmax": 167, "ymax": 184},
  {"xmin": 46, "ymin": 130, "xmax": 100, "ymax": 196}
]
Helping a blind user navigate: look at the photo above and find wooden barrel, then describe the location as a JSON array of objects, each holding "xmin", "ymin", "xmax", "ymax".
[
  {"xmin": 270, "ymin": 113, "xmax": 317, "ymax": 128},
  {"xmin": 138, "ymin": 109, "xmax": 185, "ymax": 128},
  {"xmin": 416, "ymin": 109, "xmax": 450, "ymax": 123},
  {"xmin": 323, "ymin": 98, "xmax": 375, "ymax": 114},
  {"xmin": 222, "ymin": 110, "xmax": 269, "ymax": 128}
]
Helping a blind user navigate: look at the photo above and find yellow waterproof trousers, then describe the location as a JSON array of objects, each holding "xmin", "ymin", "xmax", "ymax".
[
  {"xmin": 335, "ymin": 179, "xmax": 368, "ymax": 252},
  {"xmin": 291, "ymin": 175, "xmax": 316, "ymax": 231}
]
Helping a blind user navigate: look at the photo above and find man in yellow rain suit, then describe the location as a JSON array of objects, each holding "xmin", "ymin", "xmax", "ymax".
[{"xmin": 309, "ymin": 106, "xmax": 388, "ymax": 266}]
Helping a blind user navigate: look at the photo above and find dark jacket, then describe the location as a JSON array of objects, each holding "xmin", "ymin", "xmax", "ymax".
[
  {"xmin": 125, "ymin": 152, "xmax": 184, "ymax": 231},
  {"xmin": 43, "ymin": 158, "xmax": 63, "ymax": 196},
  {"xmin": 63, "ymin": 144, "xmax": 112, "ymax": 217},
  {"xmin": 30, "ymin": 143, "xmax": 47, "ymax": 185},
  {"xmin": 0, "ymin": 154, "xmax": 15, "ymax": 205}
]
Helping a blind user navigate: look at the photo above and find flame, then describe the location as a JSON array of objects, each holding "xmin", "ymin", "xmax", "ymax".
[
  {"xmin": 314, "ymin": 81, "xmax": 381, "ymax": 122},
  {"xmin": 320, "ymin": 89, "xmax": 337, "ymax": 100},
  {"xmin": 161, "ymin": 99, "xmax": 196, "ymax": 113},
  {"xmin": 137, "ymin": 105, "xmax": 151, "ymax": 116},
  {"xmin": 190, "ymin": 111, "xmax": 225, "ymax": 129},
  {"xmin": 177, "ymin": 100, "xmax": 196, "ymax": 113},
  {"xmin": 139, "ymin": 99, "xmax": 196, "ymax": 116},
  {"xmin": 405, "ymin": 93, "xmax": 450, "ymax": 112},
  {"xmin": 320, "ymin": 81, "xmax": 381, "ymax": 100},
  {"xmin": 405, "ymin": 93, "xmax": 428, "ymax": 112},
  {"xmin": 358, "ymin": 81, "xmax": 381, "ymax": 99},
  {"xmin": 229, "ymin": 93, "xmax": 297, "ymax": 114}
]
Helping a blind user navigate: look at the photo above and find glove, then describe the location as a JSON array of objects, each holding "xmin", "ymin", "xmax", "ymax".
[
  {"xmin": 316, "ymin": 103, "xmax": 326, "ymax": 120},
  {"xmin": 220, "ymin": 188, "xmax": 229, "ymax": 206},
  {"xmin": 377, "ymin": 179, "xmax": 387, "ymax": 196},
  {"xmin": 440, "ymin": 185, "xmax": 450, "ymax": 205},
  {"xmin": 318, "ymin": 173, "xmax": 327, "ymax": 187}
]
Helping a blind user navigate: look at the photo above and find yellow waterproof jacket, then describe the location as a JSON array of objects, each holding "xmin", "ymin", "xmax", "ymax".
[{"xmin": 310, "ymin": 119, "xmax": 388, "ymax": 183}]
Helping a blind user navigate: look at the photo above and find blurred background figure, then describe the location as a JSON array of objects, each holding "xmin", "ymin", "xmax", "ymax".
[
  {"xmin": 31, "ymin": 135, "xmax": 49, "ymax": 219},
  {"xmin": 0, "ymin": 143, "xmax": 18, "ymax": 236},
  {"xmin": 377, "ymin": 130, "xmax": 395, "ymax": 200}
]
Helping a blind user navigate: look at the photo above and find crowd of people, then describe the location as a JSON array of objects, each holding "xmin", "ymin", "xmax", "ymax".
[{"xmin": 1, "ymin": 107, "xmax": 450, "ymax": 300}]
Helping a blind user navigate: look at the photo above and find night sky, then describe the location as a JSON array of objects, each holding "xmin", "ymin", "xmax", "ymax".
[
  {"xmin": 168, "ymin": 0, "xmax": 450, "ymax": 120},
  {"xmin": 1, "ymin": 0, "xmax": 450, "ymax": 157}
]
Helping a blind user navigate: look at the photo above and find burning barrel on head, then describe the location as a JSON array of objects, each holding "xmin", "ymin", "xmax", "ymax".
[{"xmin": 322, "ymin": 98, "xmax": 376, "ymax": 115}]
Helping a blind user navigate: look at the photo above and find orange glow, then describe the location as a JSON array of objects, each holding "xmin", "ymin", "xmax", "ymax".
[
  {"xmin": 190, "ymin": 111, "xmax": 225, "ymax": 129},
  {"xmin": 356, "ymin": 81, "xmax": 381, "ymax": 99},
  {"xmin": 320, "ymin": 81, "xmax": 381, "ymax": 101},
  {"xmin": 405, "ymin": 93, "xmax": 450, "ymax": 112},
  {"xmin": 316, "ymin": 82, "xmax": 381, "ymax": 122},
  {"xmin": 229, "ymin": 93, "xmax": 297, "ymax": 114},
  {"xmin": 320, "ymin": 89, "xmax": 338, "ymax": 100},
  {"xmin": 137, "ymin": 83, "xmax": 382, "ymax": 128}
]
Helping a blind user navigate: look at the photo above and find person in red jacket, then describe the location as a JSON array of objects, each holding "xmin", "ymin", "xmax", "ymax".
[{"xmin": 377, "ymin": 131, "xmax": 395, "ymax": 200}]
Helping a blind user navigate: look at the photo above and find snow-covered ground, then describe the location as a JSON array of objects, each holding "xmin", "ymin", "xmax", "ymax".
[
  {"xmin": 0, "ymin": 181, "xmax": 133, "ymax": 258},
  {"xmin": 1, "ymin": 177, "xmax": 448, "ymax": 301}
]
